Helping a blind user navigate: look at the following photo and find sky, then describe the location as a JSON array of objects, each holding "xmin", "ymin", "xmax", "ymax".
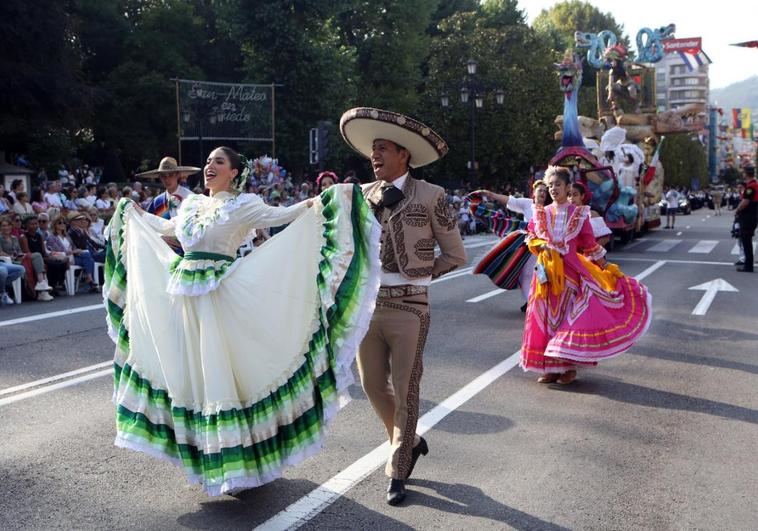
[{"xmin": 517, "ymin": 0, "xmax": 758, "ymax": 90}]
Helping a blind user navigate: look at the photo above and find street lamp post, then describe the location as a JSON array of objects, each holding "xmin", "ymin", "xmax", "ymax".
[{"xmin": 440, "ymin": 58, "xmax": 504, "ymax": 185}]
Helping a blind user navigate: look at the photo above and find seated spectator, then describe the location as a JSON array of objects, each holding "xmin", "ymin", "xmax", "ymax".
[
  {"xmin": 68, "ymin": 211, "xmax": 106, "ymax": 263},
  {"xmin": 20, "ymin": 216, "xmax": 67, "ymax": 295},
  {"xmin": 37, "ymin": 212, "xmax": 52, "ymax": 240},
  {"xmin": 0, "ymin": 259, "xmax": 25, "ymax": 305},
  {"xmin": 95, "ymin": 187, "xmax": 113, "ymax": 212},
  {"xmin": 44, "ymin": 181, "xmax": 65, "ymax": 209},
  {"xmin": 46, "ymin": 216, "xmax": 99, "ymax": 292},
  {"xmin": 0, "ymin": 218, "xmax": 53, "ymax": 301},
  {"xmin": 83, "ymin": 184, "xmax": 98, "ymax": 207},
  {"xmin": 87, "ymin": 208, "xmax": 105, "ymax": 247},
  {"xmin": 9, "ymin": 213, "xmax": 23, "ymax": 237},
  {"xmin": 30, "ymin": 188, "xmax": 49, "ymax": 214},
  {"xmin": 0, "ymin": 185, "xmax": 12, "ymax": 213},
  {"xmin": 13, "ymin": 191, "xmax": 34, "ymax": 216},
  {"xmin": 8, "ymin": 179, "xmax": 24, "ymax": 203}
]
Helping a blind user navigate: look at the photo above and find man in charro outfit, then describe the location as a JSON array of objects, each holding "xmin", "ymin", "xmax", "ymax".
[{"xmin": 340, "ymin": 107, "xmax": 466, "ymax": 505}]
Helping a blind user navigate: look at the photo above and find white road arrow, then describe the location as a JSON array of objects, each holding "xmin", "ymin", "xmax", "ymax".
[{"xmin": 688, "ymin": 278, "xmax": 738, "ymax": 316}]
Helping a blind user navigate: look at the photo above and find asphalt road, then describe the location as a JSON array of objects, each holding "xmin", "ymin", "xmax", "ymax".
[{"xmin": 1, "ymin": 209, "xmax": 756, "ymax": 530}]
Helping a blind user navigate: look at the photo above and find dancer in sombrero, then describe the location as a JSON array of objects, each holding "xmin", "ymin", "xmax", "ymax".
[
  {"xmin": 521, "ymin": 166, "xmax": 651, "ymax": 385},
  {"xmin": 103, "ymin": 146, "xmax": 381, "ymax": 495}
]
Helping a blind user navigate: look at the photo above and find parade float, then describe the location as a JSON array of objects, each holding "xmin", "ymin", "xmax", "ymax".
[{"xmin": 552, "ymin": 24, "xmax": 708, "ymax": 242}]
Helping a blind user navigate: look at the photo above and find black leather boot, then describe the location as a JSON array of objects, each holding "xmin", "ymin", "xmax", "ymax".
[
  {"xmin": 386, "ymin": 479, "xmax": 406, "ymax": 505},
  {"xmin": 405, "ymin": 437, "xmax": 429, "ymax": 480}
]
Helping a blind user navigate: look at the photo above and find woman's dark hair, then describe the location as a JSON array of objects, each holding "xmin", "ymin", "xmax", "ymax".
[
  {"xmin": 98, "ymin": 187, "xmax": 109, "ymax": 198},
  {"xmin": 22, "ymin": 215, "xmax": 37, "ymax": 229},
  {"xmin": 11, "ymin": 179, "xmax": 23, "ymax": 191},
  {"xmin": 30, "ymin": 188, "xmax": 44, "ymax": 203},
  {"xmin": 570, "ymin": 181, "xmax": 587, "ymax": 197},
  {"xmin": 216, "ymin": 146, "xmax": 243, "ymax": 174}
]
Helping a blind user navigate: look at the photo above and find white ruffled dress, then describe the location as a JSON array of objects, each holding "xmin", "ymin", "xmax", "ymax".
[{"xmin": 103, "ymin": 184, "xmax": 380, "ymax": 495}]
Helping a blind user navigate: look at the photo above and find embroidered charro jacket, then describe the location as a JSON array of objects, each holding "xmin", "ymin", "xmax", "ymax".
[{"xmin": 362, "ymin": 177, "xmax": 466, "ymax": 279}]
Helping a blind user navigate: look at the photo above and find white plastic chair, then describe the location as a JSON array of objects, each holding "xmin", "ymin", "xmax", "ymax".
[
  {"xmin": 0, "ymin": 256, "xmax": 22, "ymax": 304},
  {"xmin": 65, "ymin": 265, "xmax": 83, "ymax": 296},
  {"xmin": 94, "ymin": 262, "xmax": 104, "ymax": 286}
]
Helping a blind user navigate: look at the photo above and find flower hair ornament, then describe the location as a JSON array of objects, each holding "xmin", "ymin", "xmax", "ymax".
[{"xmin": 234, "ymin": 154, "xmax": 251, "ymax": 193}]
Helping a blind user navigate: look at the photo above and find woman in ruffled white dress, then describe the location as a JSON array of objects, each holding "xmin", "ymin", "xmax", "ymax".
[{"xmin": 104, "ymin": 147, "xmax": 380, "ymax": 495}]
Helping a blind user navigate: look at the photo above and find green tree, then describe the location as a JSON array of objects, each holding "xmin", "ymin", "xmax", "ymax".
[
  {"xmin": 660, "ymin": 134, "xmax": 708, "ymax": 188},
  {"xmin": 0, "ymin": 0, "xmax": 91, "ymax": 162},
  {"xmin": 421, "ymin": 10, "xmax": 560, "ymax": 188},
  {"xmin": 532, "ymin": 0, "xmax": 628, "ymax": 117},
  {"xmin": 223, "ymin": 0, "xmax": 358, "ymax": 177}
]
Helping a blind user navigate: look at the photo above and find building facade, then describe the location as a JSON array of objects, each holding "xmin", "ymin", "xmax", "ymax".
[{"xmin": 654, "ymin": 53, "xmax": 710, "ymax": 111}]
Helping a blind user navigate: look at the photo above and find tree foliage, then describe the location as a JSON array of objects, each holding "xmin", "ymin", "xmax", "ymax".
[
  {"xmin": 660, "ymin": 134, "xmax": 708, "ymax": 188},
  {"xmin": 532, "ymin": 0, "xmax": 628, "ymax": 117},
  {"xmin": 1, "ymin": 0, "xmax": 583, "ymax": 188}
]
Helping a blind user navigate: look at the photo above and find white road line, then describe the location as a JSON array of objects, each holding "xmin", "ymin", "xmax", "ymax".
[
  {"xmin": 688, "ymin": 240, "xmax": 718, "ymax": 254},
  {"xmin": 0, "ymin": 361, "xmax": 112, "ymax": 397},
  {"xmin": 633, "ymin": 260, "xmax": 666, "ymax": 281},
  {"xmin": 647, "ymin": 239, "xmax": 681, "ymax": 252},
  {"xmin": 0, "ymin": 304, "xmax": 102, "ymax": 328},
  {"xmin": 255, "ymin": 350, "xmax": 522, "ymax": 531},
  {"xmin": 616, "ymin": 257, "xmax": 735, "ymax": 266},
  {"xmin": 0, "ymin": 368, "xmax": 114, "ymax": 407},
  {"xmin": 466, "ymin": 288, "xmax": 506, "ymax": 303},
  {"xmin": 676, "ymin": 231, "xmax": 682, "ymax": 236},
  {"xmin": 430, "ymin": 266, "xmax": 473, "ymax": 284},
  {"xmin": 462, "ymin": 240, "xmax": 497, "ymax": 250}
]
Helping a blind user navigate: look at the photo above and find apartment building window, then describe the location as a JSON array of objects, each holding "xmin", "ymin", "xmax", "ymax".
[{"xmin": 656, "ymin": 72, "xmax": 666, "ymax": 84}]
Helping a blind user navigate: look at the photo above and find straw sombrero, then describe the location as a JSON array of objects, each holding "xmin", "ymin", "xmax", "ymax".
[
  {"xmin": 339, "ymin": 108, "xmax": 448, "ymax": 168},
  {"xmin": 135, "ymin": 157, "xmax": 201, "ymax": 179}
]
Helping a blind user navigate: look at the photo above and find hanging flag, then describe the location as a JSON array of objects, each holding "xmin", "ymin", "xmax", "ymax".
[
  {"xmin": 665, "ymin": 37, "xmax": 712, "ymax": 71},
  {"xmin": 643, "ymin": 136, "xmax": 664, "ymax": 186},
  {"xmin": 741, "ymin": 108, "xmax": 751, "ymax": 130},
  {"xmin": 731, "ymin": 40, "xmax": 758, "ymax": 48},
  {"xmin": 733, "ymin": 108, "xmax": 742, "ymax": 129}
]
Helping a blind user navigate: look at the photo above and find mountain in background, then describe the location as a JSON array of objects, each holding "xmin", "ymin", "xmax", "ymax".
[{"xmin": 710, "ymin": 75, "xmax": 758, "ymax": 113}]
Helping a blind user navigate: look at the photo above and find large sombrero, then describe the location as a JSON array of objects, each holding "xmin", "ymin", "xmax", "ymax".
[
  {"xmin": 340, "ymin": 107, "xmax": 448, "ymax": 168},
  {"xmin": 135, "ymin": 157, "xmax": 201, "ymax": 179}
]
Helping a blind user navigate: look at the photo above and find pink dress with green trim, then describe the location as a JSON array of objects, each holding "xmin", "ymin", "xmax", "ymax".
[
  {"xmin": 520, "ymin": 203, "xmax": 652, "ymax": 374},
  {"xmin": 103, "ymin": 184, "xmax": 380, "ymax": 495}
]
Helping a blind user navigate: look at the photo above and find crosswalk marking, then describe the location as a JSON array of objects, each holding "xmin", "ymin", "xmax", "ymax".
[
  {"xmin": 688, "ymin": 240, "xmax": 718, "ymax": 254},
  {"xmin": 647, "ymin": 239, "xmax": 681, "ymax": 252}
]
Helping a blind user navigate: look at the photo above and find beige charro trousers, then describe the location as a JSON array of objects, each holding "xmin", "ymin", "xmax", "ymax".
[{"xmin": 357, "ymin": 292, "xmax": 430, "ymax": 479}]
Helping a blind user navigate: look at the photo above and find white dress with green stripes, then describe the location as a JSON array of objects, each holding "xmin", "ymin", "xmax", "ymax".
[{"xmin": 103, "ymin": 184, "xmax": 380, "ymax": 495}]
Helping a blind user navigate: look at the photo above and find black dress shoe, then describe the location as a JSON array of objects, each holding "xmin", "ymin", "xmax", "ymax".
[
  {"xmin": 736, "ymin": 266, "xmax": 754, "ymax": 272},
  {"xmin": 734, "ymin": 260, "xmax": 745, "ymax": 266},
  {"xmin": 386, "ymin": 479, "xmax": 406, "ymax": 506},
  {"xmin": 405, "ymin": 437, "xmax": 429, "ymax": 480}
]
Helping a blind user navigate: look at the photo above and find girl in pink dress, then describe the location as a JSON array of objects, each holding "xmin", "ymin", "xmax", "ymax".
[{"xmin": 521, "ymin": 167, "xmax": 652, "ymax": 384}]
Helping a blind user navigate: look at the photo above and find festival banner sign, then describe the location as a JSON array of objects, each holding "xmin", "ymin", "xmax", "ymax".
[
  {"xmin": 177, "ymin": 79, "xmax": 274, "ymax": 142},
  {"xmin": 663, "ymin": 37, "xmax": 702, "ymax": 55}
]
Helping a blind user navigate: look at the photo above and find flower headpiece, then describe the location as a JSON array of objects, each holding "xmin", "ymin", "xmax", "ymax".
[{"xmin": 234, "ymin": 154, "xmax": 251, "ymax": 194}]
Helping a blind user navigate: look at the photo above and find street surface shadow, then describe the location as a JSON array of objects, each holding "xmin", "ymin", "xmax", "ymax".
[
  {"xmin": 555, "ymin": 378, "xmax": 758, "ymax": 425},
  {"xmin": 629, "ymin": 346, "xmax": 758, "ymax": 375},
  {"xmin": 175, "ymin": 478, "xmax": 413, "ymax": 530},
  {"xmin": 419, "ymin": 399, "xmax": 514, "ymax": 434},
  {"xmin": 404, "ymin": 478, "xmax": 570, "ymax": 530},
  {"xmin": 649, "ymin": 319, "xmax": 758, "ymax": 342}
]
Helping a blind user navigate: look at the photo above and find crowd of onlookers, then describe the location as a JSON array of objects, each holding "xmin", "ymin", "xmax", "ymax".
[{"xmin": 0, "ymin": 157, "xmax": 521, "ymax": 307}]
